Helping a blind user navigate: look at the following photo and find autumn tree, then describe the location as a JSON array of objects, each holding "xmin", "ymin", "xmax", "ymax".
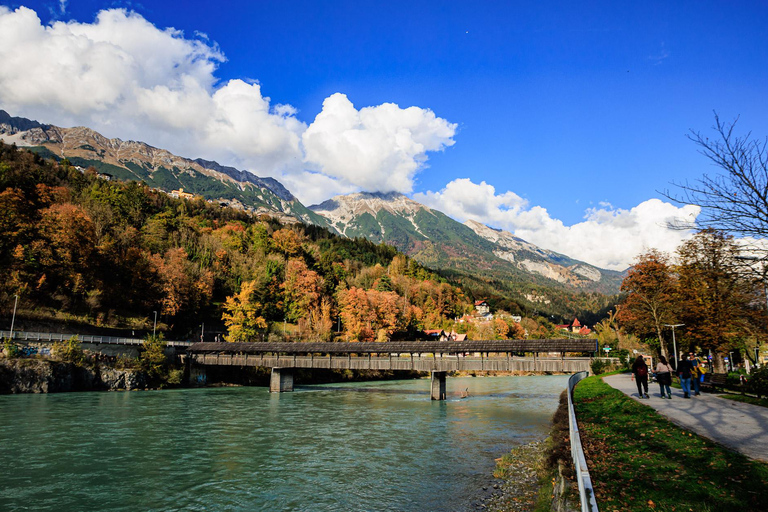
[
  {"xmin": 675, "ymin": 230, "xmax": 764, "ymax": 371},
  {"xmin": 617, "ymin": 249, "xmax": 678, "ymax": 357},
  {"xmin": 338, "ymin": 287, "xmax": 377, "ymax": 341},
  {"xmin": 149, "ymin": 247, "xmax": 214, "ymax": 322},
  {"xmin": 222, "ymin": 280, "xmax": 268, "ymax": 342},
  {"xmin": 337, "ymin": 287, "xmax": 405, "ymax": 342},
  {"xmin": 282, "ymin": 258, "xmax": 323, "ymax": 323},
  {"xmin": 271, "ymin": 228, "xmax": 305, "ymax": 257}
]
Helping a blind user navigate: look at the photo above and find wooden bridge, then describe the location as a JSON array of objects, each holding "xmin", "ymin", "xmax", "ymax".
[{"xmin": 186, "ymin": 339, "xmax": 597, "ymax": 399}]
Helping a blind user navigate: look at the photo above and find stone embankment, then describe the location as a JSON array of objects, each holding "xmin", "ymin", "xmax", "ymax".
[{"xmin": 0, "ymin": 358, "xmax": 148, "ymax": 394}]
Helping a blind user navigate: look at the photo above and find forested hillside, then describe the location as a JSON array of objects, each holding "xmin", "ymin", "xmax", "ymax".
[{"xmin": 0, "ymin": 143, "xmax": 473, "ymax": 340}]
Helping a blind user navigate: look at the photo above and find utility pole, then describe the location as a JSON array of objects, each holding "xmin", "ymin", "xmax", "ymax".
[
  {"xmin": 664, "ymin": 324, "xmax": 684, "ymax": 370},
  {"xmin": 10, "ymin": 294, "xmax": 19, "ymax": 340},
  {"xmin": 153, "ymin": 311, "xmax": 158, "ymax": 337},
  {"xmin": 201, "ymin": 322, "xmax": 204, "ymax": 342}
]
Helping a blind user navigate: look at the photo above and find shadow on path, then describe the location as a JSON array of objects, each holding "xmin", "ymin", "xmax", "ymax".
[{"xmin": 603, "ymin": 373, "xmax": 768, "ymax": 463}]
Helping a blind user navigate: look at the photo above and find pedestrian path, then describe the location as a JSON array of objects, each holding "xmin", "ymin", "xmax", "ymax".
[{"xmin": 603, "ymin": 373, "xmax": 768, "ymax": 463}]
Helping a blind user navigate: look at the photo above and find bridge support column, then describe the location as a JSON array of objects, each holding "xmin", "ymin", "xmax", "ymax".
[
  {"xmin": 431, "ymin": 371, "xmax": 447, "ymax": 400},
  {"xmin": 270, "ymin": 368, "xmax": 294, "ymax": 393}
]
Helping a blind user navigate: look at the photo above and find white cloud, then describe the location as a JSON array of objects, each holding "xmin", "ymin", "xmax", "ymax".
[
  {"xmin": 302, "ymin": 93, "xmax": 457, "ymax": 195},
  {"xmin": 0, "ymin": 6, "xmax": 456, "ymax": 205},
  {"xmin": 414, "ymin": 178, "xmax": 700, "ymax": 270}
]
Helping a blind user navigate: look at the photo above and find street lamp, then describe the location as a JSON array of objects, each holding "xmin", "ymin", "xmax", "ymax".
[
  {"xmin": 153, "ymin": 311, "xmax": 157, "ymax": 337},
  {"xmin": 9, "ymin": 294, "xmax": 18, "ymax": 340},
  {"xmin": 664, "ymin": 324, "xmax": 684, "ymax": 370}
]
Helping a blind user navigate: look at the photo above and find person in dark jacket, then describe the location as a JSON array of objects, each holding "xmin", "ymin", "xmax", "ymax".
[
  {"xmin": 631, "ymin": 355, "xmax": 650, "ymax": 399},
  {"xmin": 677, "ymin": 353, "xmax": 694, "ymax": 398}
]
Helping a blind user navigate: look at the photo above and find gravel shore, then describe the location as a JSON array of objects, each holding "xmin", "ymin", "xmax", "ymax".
[{"xmin": 473, "ymin": 440, "xmax": 546, "ymax": 512}]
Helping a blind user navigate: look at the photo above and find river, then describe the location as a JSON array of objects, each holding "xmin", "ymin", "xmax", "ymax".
[{"xmin": 0, "ymin": 375, "xmax": 568, "ymax": 512}]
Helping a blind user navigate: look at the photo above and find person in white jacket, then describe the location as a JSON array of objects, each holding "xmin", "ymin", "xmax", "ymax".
[{"xmin": 655, "ymin": 355, "xmax": 673, "ymax": 399}]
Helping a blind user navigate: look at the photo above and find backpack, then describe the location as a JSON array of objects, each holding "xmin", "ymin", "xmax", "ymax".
[{"xmin": 636, "ymin": 364, "xmax": 648, "ymax": 377}]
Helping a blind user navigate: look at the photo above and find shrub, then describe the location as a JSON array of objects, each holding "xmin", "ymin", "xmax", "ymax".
[
  {"xmin": 614, "ymin": 349, "xmax": 631, "ymax": 369},
  {"xmin": 3, "ymin": 339, "xmax": 21, "ymax": 358},
  {"xmin": 167, "ymin": 368, "xmax": 183, "ymax": 385},
  {"xmin": 51, "ymin": 336, "xmax": 85, "ymax": 364},
  {"xmin": 726, "ymin": 369, "xmax": 747, "ymax": 386},
  {"xmin": 747, "ymin": 366, "xmax": 768, "ymax": 398},
  {"xmin": 139, "ymin": 333, "xmax": 168, "ymax": 381},
  {"xmin": 591, "ymin": 358, "xmax": 608, "ymax": 375}
]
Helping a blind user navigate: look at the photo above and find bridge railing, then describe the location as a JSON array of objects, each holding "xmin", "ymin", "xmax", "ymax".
[
  {"xmin": 0, "ymin": 330, "xmax": 192, "ymax": 347},
  {"xmin": 568, "ymin": 371, "xmax": 599, "ymax": 512}
]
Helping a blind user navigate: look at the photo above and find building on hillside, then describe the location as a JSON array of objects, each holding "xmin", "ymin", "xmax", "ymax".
[
  {"xmin": 421, "ymin": 330, "xmax": 468, "ymax": 341},
  {"xmin": 556, "ymin": 318, "xmax": 591, "ymax": 335},
  {"xmin": 474, "ymin": 299, "xmax": 490, "ymax": 316},
  {"xmin": 170, "ymin": 188, "xmax": 195, "ymax": 200},
  {"xmin": 422, "ymin": 329, "xmax": 447, "ymax": 340}
]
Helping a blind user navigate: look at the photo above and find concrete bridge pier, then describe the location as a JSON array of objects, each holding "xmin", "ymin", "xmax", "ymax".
[
  {"xmin": 431, "ymin": 371, "xmax": 447, "ymax": 400},
  {"xmin": 270, "ymin": 368, "xmax": 294, "ymax": 393}
]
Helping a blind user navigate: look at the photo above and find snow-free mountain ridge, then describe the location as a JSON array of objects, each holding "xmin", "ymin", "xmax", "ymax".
[
  {"xmin": 1, "ymin": 110, "xmax": 622, "ymax": 295},
  {"xmin": 0, "ymin": 109, "xmax": 330, "ymax": 229}
]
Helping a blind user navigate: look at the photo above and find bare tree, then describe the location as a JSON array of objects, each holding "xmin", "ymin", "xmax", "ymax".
[{"xmin": 665, "ymin": 114, "xmax": 768, "ymax": 246}]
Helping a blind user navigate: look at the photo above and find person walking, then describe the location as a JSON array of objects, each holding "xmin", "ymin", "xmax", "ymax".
[
  {"xmin": 677, "ymin": 353, "xmax": 694, "ymax": 398},
  {"xmin": 689, "ymin": 352, "xmax": 702, "ymax": 396},
  {"xmin": 655, "ymin": 355, "xmax": 673, "ymax": 399},
  {"xmin": 631, "ymin": 355, "xmax": 650, "ymax": 399}
]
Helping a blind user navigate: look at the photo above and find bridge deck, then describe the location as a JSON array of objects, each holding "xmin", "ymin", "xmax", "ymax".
[
  {"xmin": 188, "ymin": 353, "xmax": 593, "ymax": 373},
  {"xmin": 186, "ymin": 338, "xmax": 596, "ymax": 355}
]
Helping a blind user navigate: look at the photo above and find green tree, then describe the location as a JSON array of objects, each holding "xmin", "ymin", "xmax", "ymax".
[{"xmin": 139, "ymin": 333, "xmax": 169, "ymax": 382}]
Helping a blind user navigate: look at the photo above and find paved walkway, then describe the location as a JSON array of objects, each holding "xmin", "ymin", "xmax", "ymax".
[{"xmin": 603, "ymin": 373, "xmax": 768, "ymax": 463}]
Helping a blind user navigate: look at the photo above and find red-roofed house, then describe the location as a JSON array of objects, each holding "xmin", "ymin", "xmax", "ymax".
[
  {"xmin": 474, "ymin": 300, "xmax": 490, "ymax": 316},
  {"xmin": 559, "ymin": 318, "xmax": 589, "ymax": 334}
]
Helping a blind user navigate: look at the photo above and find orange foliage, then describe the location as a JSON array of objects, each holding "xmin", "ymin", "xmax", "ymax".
[{"xmin": 272, "ymin": 228, "xmax": 305, "ymax": 256}]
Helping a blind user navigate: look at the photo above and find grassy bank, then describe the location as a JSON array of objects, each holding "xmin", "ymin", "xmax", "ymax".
[{"xmin": 574, "ymin": 376, "xmax": 768, "ymax": 512}]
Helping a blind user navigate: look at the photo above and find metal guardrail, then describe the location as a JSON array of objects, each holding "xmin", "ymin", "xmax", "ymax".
[
  {"xmin": 0, "ymin": 330, "xmax": 193, "ymax": 347},
  {"xmin": 568, "ymin": 371, "xmax": 599, "ymax": 512}
]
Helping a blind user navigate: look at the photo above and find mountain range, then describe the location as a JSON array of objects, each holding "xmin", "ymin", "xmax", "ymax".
[{"xmin": 0, "ymin": 110, "xmax": 623, "ymax": 302}]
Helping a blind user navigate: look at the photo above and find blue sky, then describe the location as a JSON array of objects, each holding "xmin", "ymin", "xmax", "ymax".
[{"xmin": 1, "ymin": 1, "xmax": 767, "ymax": 268}]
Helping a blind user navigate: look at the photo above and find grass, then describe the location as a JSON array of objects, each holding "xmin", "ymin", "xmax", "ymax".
[{"xmin": 574, "ymin": 376, "xmax": 768, "ymax": 512}]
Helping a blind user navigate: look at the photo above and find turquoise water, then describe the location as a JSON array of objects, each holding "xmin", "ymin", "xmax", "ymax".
[{"xmin": 0, "ymin": 375, "xmax": 568, "ymax": 512}]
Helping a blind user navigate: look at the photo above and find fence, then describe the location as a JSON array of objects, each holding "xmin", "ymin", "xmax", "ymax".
[
  {"xmin": 0, "ymin": 330, "xmax": 192, "ymax": 348},
  {"xmin": 568, "ymin": 370, "xmax": 599, "ymax": 512}
]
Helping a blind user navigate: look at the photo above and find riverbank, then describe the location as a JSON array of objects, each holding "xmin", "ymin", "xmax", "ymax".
[
  {"xmin": 476, "ymin": 390, "xmax": 578, "ymax": 512},
  {"xmin": 0, "ymin": 355, "xmax": 426, "ymax": 395},
  {"xmin": 0, "ymin": 358, "xmax": 150, "ymax": 393},
  {"xmin": 575, "ymin": 375, "xmax": 768, "ymax": 511}
]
